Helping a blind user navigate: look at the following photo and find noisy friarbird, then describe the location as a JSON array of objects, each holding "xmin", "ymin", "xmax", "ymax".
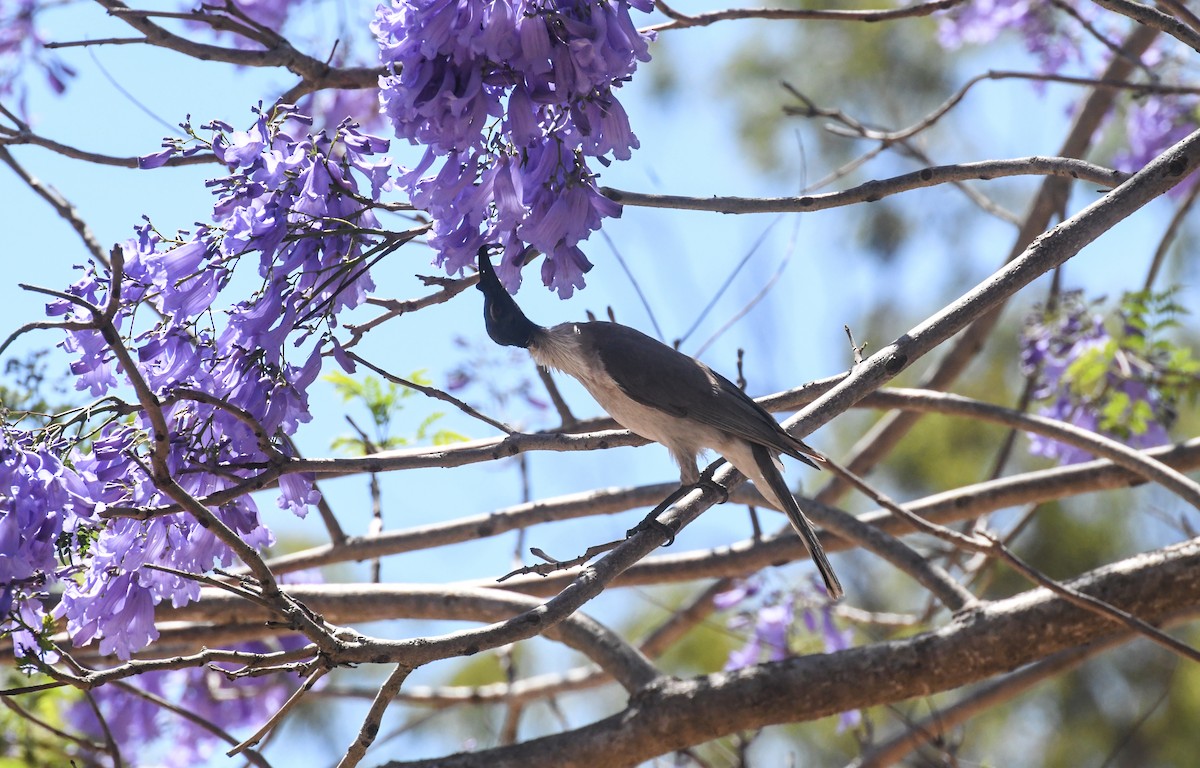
[{"xmin": 476, "ymin": 247, "xmax": 842, "ymax": 599}]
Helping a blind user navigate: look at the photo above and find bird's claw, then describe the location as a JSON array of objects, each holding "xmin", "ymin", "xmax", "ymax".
[
  {"xmin": 696, "ymin": 476, "xmax": 729, "ymax": 504},
  {"xmin": 628, "ymin": 514, "xmax": 679, "ymax": 546},
  {"xmin": 695, "ymin": 460, "xmax": 730, "ymax": 504}
]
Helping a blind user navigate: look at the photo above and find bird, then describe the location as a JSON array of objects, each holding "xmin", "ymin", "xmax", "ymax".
[{"xmin": 475, "ymin": 246, "xmax": 843, "ymax": 600}]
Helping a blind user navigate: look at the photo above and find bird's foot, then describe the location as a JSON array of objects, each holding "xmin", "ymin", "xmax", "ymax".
[
  {"xmin": 627, "ymin": 512, "xmax": 680, "ymax": 546},
  {"xmin": 626, "ymin": 484, "xmax": 690, "ymax": 544},
  {"xmin": 696, "ymin": 475, "xmax": 729, "ymax": 504},
  {"xmin": 627, "ymin": 470, "xmax": 730, "ymax": 546},
  {"xmin": 692, "ymin": 458, "xmax": 730, "ymax": 504}
]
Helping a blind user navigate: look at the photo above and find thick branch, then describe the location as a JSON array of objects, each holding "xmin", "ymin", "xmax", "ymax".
[
  {"xmin": 154, "ymin": 584, "xmax": 662, "ymax": 693},
  {"xmin": 383, "ymin": 539, "xmax": 1200, "ymax": 767}
]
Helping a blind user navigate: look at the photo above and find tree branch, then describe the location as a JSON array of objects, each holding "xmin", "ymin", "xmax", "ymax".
[
  {"xmin": 381, "ymin": 538, "xmax": 1200, "ymax": 767},
  {"xmin": 601, "ymin": 157, "xmax": 1127, "ymax": 214}
]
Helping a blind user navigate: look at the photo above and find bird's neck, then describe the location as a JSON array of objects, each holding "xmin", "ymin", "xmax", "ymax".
[{"xmin": 528, "ymin": 323, "xmax": 585, "ymax": 376}]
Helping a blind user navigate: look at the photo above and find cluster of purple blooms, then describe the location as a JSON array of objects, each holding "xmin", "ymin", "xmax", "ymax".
[
  {"xmin": 372, "ymin": 0, "xmax": 653, "ymax": 297},
  {"xmin": 715, "ymin": 578, "xmax": 861, "ymax": 731},
  {"xmin": 179, "ymin": 0, "xmax": 296, "ymax": 50},
  {"xmin": 936, "ymin": 0, "xmax": 1082, "ymax": 74},
  {"xmin": 1020, "ymin": 292, "xmax": 1172, "ymax": 464},
  {"xmin": 1114, "ymin": 97, "xmax": 1199, "ymax": 178},
  {"xmin": 66, "ymin": 636, "xmax": 311, "ymax": 767},
  {"xmin": 2, "ymin": 105, "xmax": 389, "ymax": 762},
  {"xmin": 2, "ymin": 106, "xmax": 391, "ymax": 666}
]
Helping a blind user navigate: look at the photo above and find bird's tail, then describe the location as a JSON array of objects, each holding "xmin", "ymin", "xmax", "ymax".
[
  {"xmin": 750, "ymin": 444, "xmax": 844, "ymax": 600},
  {"xmin": 783, "ymin": 434, "xmax": 826, "ymax": 471}
]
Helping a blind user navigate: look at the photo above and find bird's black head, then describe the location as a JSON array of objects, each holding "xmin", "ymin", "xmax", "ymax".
[{"xmin": 476, "ymin": 246, "xmax": 539, "ymax": 349}]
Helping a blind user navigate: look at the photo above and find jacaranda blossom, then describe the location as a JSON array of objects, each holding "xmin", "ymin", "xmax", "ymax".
[{"xmin": 374, "ymin": 0, "xmax": 653, "ymax": 297}]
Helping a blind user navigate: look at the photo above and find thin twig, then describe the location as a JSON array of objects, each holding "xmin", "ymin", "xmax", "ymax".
[
  {"xmin": 602, "ymin": 156, "xmax": 1127, "ymax": 214},
  {"xmin": 228, "ymin": 666, "xmax": 328, "ymax": 756},
  {"xmin": 1143, "ymin": 176, "xmax": 1200, "ymax": 291},
  {"xmin": 347, "ymin": 350, "xmax": 516, "ymax": 435},
  {"xmin": 499, "ymin": 539, "xmax": 625, "ymax": 581},
  {"xmin": 985, "ymin": 535, "xmax": 1200, "ymax": 665},
  {"xmin": 647, "ymin": 0, "xmax": 964, "ymax": 32},
  {"xmin": 336, "ymin": 664, "xmax": 410, "ymax": 768}
]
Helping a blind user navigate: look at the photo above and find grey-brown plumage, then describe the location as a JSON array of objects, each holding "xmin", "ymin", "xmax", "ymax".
[
  {"xmin": 582, "ymin": 322, "xmax": 821, "ymax": 470},
  {"xmin": 476, "ymin": 248, "xmax": 842, "ymax": 599}
]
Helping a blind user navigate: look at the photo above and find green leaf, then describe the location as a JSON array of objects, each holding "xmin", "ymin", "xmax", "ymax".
[
  {"xmin": 1099, "ymin": 390, "xmax": 1130, "ymax": 431},
  {"xmin": 1065, "ymin": 342, "xmax": 1113, "ymax": 398},
  {"xmin": 432, "ymin": 429, "xmax": 468, "ymax": 445},
  {"xmin": 414, "ymin": 411, "xmax": 444, "ymax": 440},
  {"xmin": 1128, "ymin": 398, "xmax": 1154, "ymax": 435}
]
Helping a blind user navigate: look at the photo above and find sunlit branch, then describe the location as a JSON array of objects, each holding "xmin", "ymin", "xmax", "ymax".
[
  {"xmin": 602, "ymin": 157, "xmax": 1127, "ymax": 215},
  {"xmin": 647, "ymin": 0, "xmax": 965, "ymax": 32}
]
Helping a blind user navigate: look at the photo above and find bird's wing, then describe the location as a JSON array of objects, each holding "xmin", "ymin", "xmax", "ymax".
[{"xmin": 581, "ymin": 323, "xmax": 823, "ymax": 466}]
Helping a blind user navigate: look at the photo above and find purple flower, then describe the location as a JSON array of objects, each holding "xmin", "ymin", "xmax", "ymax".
[
  {"xmin": 937, "ymin": 0, "xmax": 1080, "ymax": 75},
  {"xmin": 1020, "ymin": 292, "xmax": 1175, "ymax": 464},
  {"xmin": 757, "ymin": 602, "xmax": 793, "ymax": 662},
  {"xmin": 724, "ymin": 636, "xmax": 762, "ymax": 671},
  {"xmin": 713, "ymin": 579, "xmax": 761, "ymax": 610},
  {"xmin": 1114, "ymin": 98, "xmax": 1198, "ymax": 176},
  {"xmin": 0, "ymin": 435, "xmax": 94, "ymax": 658},
  {"xmin": 138, "ymin": 147, "xmax": 176, "ymax": 169},
  {"xmin": 0, "ymin": 0, "xmax": 76, "ymax": 111},
  {"xmin": 67, "ymin": 671, "xmax": 168, "ymax": 749},
  {"xmin": 35, "ymin": 108, "xmax": 394, "ymax": 659},
  {"xmin": 722, "ymin": 592, "xmax": 795, "ymax": 670},
  {"xmin": 374, "ymin": 0, "xmax": 652, "ymax": 296},
  {"xmin": 181, "ymin": 0, "xmax": 296, "ymax": 51},
  {"xmin": 66, "ymin": 635, "xmax": 314, "ymax": 765},
  {"xmin": 152, "ymin": 238, "xmax": 225, "ymax": 318},
  {"xmin": 303, "ymin": 86, "xmax": 390, "ymax": 136},
  {"xmin": 57, "ymin": 570, "xmax": 159, "ymax": 660},
  {"xmin": 51, "ymin": 268, "xmax": 119, "ymax": 397},
  {"xmin": 278, "ymin": 473, "xmax": 322, "ymax": 518}
]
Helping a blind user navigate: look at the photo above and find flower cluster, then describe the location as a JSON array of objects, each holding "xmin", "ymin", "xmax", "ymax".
[
  {"xmin": 1019, "ymin": 291, "xmax": 1194, "ymax": 464},
  {"xmin": 66, "ymin": 636, "xmax": 312, "ymax": 767},
  {"xmin": 936, "ymin": 0, "xmax": 1080, "ymax": 75},
  {"xmin": 937, "ymin": 3, "xmax": 1200, "ymax": 182},
  {"xmin": 3, "ymin": 106, "xmax": 393, "ymax": 661},
  {"xmin": 373, "ymin": 0, "xmax": 653, "ymax": 297},
  {"xmin": 715, "ymin": 579, "xmax": 848, "ymax": 669},
  {"xmin": 0, "ymin": 433, "xmax": 89, "ymax": 661},
  {"xmin": 1114, "ymin": 97, "xmax": 1199, "ymax": 177},
  {"xmin": 715, "ymin": 578, "xmax": 861, "ymax": 730}
]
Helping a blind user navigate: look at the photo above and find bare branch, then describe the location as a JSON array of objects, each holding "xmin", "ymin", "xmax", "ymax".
[
  {"xmin": 336, "ymin": 665, "xmax": 410, "ymax": 768},
  {"xmin": 347, "ymin": 350, "xmax": 516, "ymax": 435},
  {"xmin": 602, "ymin": 156, "xmax": 1127, "ymax": 214},
  {"xmin": 1090, "ymin": 0, "xmax": 1200, "ymax": 54},
  {"xmin": 647, "ymin": 0, "xmax": 965, "ymax": 32}
]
